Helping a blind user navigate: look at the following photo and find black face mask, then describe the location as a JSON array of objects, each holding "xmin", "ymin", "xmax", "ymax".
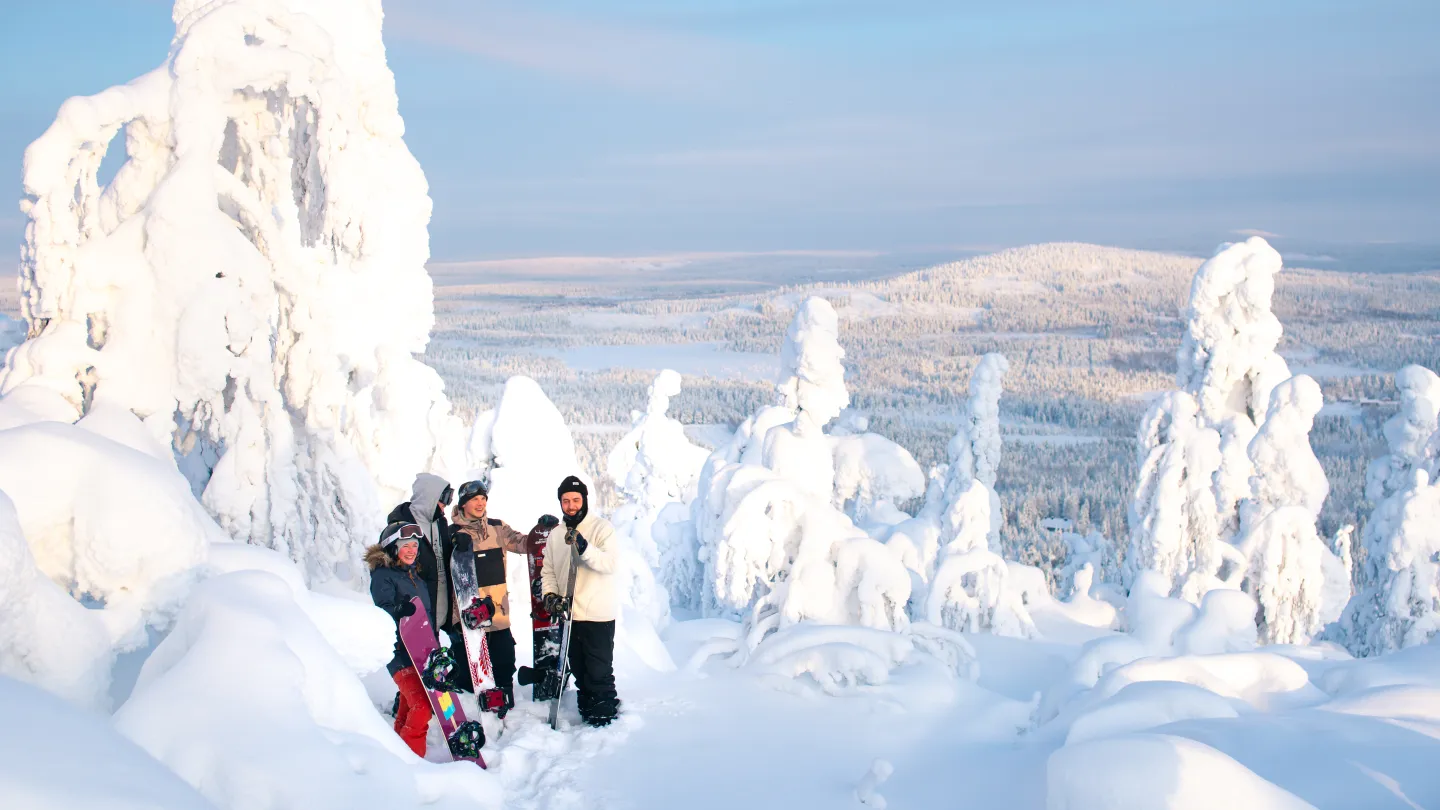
[{"xmin": 563, "ymin": 499, "xmax": 588, "ymax": 529}]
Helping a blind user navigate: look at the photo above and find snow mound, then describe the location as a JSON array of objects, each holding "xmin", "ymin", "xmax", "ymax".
[
  {"xmin": 0, "ymin": 421, "xmax": 219, "ymax": 650},
  {"xmin": 0, "ymin": 489, "xmax": 114, "ymax": 709},
  {"xmin": 1091, "ymin": 653, "xmax": 1324, "ymax": 713},
  {"xmin": 1064, "ymin": 680, "xmax": 1243, "ymax": 745},
  {"xmin": 0, "ymin": 674, "xmax": 215, "ymax": 810},
  {"xmin": 113, "ymin": 570, "xmax": 497, "ymax": 810},
  {"xmin": 1047, "ymin": 732, "xmax": 1315, "ymax": 810},
  {"xmin": 204, "ymin": 542, "xmax": 395, "ymax": 674}
]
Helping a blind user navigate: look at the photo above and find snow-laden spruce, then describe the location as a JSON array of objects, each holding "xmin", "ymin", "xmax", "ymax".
[
  {"xmin": 1, "ymin": 0, "xmax": 469, "ymax": 584},
  {"xmin": 607, "ymin": 369, "xmax": 710, "ymax": 624},
  {"xmin": 898, "ymin": 353, "xmax": 1036, "ymax": 637},
  {"xmin": 688, "ymin": 298, "xmax": 974, "ymax": 688},
  {"xmin": 1125, "ymin": 237, "xmax": 1296, "ymax": 605},
  {"xmin": 1332, "ymin": 364, "xmax": 1440, "ymax": 656},
  {"xmin": 1233, "ymin": 376, "xmax": 1348, "ymax": 644}
]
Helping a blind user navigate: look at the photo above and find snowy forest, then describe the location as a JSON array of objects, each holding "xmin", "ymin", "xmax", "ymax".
[{"xmin": 3, "ymin": 2, "xmax": 1440, "ymax": 810}]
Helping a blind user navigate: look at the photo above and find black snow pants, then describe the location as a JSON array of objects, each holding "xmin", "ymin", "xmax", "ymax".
[
  {"xmin": 446, "ymin": 626, "xmax": 517, "ymax": 694},
  {"xmin": 569, "ymin": 619, "xmax": 618, "ymax": 725}
]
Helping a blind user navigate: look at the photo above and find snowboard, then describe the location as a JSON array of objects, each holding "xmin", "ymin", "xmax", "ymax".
[
  {"xmin": 397, "ymin": 596, "xmax": 486, "ymax": 768},
  {"xmin": 449, "ymin": 548, "xmax": 498, "ymax": 697},
  {"xmin": 548, "ymin": 533, "xmax": 580, "ymax": 731},
  {"xmin": 523, "ymin": 519, "xmax": 563, "ymax": 702}
]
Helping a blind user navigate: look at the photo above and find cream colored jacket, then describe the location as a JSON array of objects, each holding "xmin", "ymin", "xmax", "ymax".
[{"xmin": 540, "ymin": 511, "xmax": 619, "ymax": 623}]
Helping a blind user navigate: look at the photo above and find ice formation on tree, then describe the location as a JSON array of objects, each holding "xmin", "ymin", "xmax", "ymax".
[
  {"xmin": 1125, "ymin": 238, "xmax": 1293, "ymax": 604},
  {"xmin": 1333, "ymin": 364, "xmax": 1440, "ymax": 656},
  {"xmin": 1233, "ymin": 376, "xmax": 1345, "ymax": 644},
  {"xmin": 918, "ymin": 353, "xmax": 1034, "ymax": 637},
  {"xmin": 830, "ymin": 413, "xmax": 926, "ymax": 531},
  {"xmin": 2, "ymin": 0, "xmax": 469, "ymax": 584},
  {"xmin": 687, "ymin": 298, "xmax": 945, "ymax": 686},
  {"xmin": 608, "ymin": 369, "xmax": 710, "ymax": 624}
]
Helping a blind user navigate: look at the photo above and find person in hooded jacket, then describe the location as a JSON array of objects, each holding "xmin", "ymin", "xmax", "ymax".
[
  {"xmin": 541, "ymin": 475, "xmax": 621, "ymax": 727},
  {"xmin": 386, "ymin": 473, "xmax": 456, "ymax": 650},
  {"xmin": 448, "ymin": 479, "xmax": 555, "ymax": 712},
  {"xmin": 367, "ymin": 521, "xmax": 438, "ymax": 757}
]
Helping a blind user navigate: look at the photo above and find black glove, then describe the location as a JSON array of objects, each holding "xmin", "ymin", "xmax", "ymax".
[
  {"xmin": 537, "ymin": 514, "xmax": 559, "ymax": 529},
  {"xmin": 542, "ymin": 593, "xmax": 568, "ymax": 616},
  {"xmin": 452, "ymin": 533, "xmax": 473, "ymax": 554},
  {"xmin": 396, "ymin": 600, "xmax": 417, "ymax": 618},
  {"xmin": 574, "ymin": 532, "xmax": 589, "ymax": 555}
]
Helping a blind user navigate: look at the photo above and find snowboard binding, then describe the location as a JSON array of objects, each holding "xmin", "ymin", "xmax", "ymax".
[
  {"xmin": 420, "ymin": 647, "xmax": 460, "ymax": 693},
  {"xmin": 447, "ymin": 720, "xmax": 486, "ymax": 759},
  {"xmin": 478, "ymin": 686, "xmax": 510, "ymax": 717},
  {"xmin": 460, "ymin": 595, "xmax": 496, "ymax": 631}
]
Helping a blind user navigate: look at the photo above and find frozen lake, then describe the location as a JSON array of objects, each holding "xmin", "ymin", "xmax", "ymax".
[{"xmin": 538, "ymin": 341, "xmax": 777, "ymax": 379}]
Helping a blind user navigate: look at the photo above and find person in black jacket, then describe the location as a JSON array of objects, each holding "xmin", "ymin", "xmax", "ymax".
[
  {"xmin": 386, "ymin": 473, "xmax": 455, "ymax": 645},
  {"xmin": 367, "ymin": 521, "xmax": 437, "ymax": 756}
]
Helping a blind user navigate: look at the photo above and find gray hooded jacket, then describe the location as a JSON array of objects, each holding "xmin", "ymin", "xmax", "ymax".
[{"xmin": 407, "ymin": 473, "xmax": 451, "ymax": 625}]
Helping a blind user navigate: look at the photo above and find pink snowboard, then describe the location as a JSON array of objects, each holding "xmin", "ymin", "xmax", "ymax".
[{"xmin": 398, "ymin": 596, "xmax": 486, "ymax": 768}]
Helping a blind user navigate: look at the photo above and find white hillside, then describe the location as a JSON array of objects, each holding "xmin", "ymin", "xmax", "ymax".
[{"xmin": 2, "ymin": 0, "xmax": 469, "ymax": 584}]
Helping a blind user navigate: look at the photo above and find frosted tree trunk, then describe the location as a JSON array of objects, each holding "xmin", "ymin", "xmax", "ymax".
[{"xmin": 2, "ymin": 0, "xmax": 468, "ymax": 583}]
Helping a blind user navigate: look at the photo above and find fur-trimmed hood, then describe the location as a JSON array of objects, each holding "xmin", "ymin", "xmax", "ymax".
[{"xmin": 365, "ymin": 544, "xmax": 395, "ymax": 571}]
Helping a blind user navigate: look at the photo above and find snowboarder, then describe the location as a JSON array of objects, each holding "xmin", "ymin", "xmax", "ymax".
[
  {"xmin": 367, "ymin": 521, "xmax": 438, "ymax": 756},
  {"xmin": 449, "ymin": 479, "xmax": 553, "ymax": 710},
  {"xmin": 541, "ymin": 475, "xmax": 621, "ymax": 727},
  {"xmin": 387, "ymin": 473, "xmax": 458, "ymax": 672}
]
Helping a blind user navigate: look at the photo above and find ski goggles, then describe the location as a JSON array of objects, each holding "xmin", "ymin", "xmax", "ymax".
[
  {"xmin": 439, "ymin": 485, "xmax": 454, "ymax": 506},
  {"xmin": 385, "ymin": 523, "xmax": 426, "ymax": 549},
  {"xmin": 458, "ymin": 480, "xmax": 488, "ymax": 502}
]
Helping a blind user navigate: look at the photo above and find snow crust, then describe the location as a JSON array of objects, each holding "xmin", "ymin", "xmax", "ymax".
[{"xmin": 0, "ymin": 674, "xmax": 215, "ymax": 810}]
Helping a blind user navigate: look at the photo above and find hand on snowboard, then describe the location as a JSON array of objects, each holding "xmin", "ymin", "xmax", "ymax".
[
  {"xmin": 542, "ymin": 592, "xmax": 570, "ymax": 616},
  {"xmin": 396, "ymin": 600, "xmax": 417, "ymax": 618},
  {"xmin": 537, "ymin": 514, "xmax": 560, "ymax": 530}
]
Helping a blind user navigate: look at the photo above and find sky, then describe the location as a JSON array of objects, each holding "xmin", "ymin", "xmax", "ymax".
[{"xmin": 1, "ymin": 0, "xmax": 1437, "ymax": 261}]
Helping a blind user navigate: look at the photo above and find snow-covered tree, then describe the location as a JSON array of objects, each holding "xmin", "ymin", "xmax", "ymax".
[
  {"xmin": 1234, "ymin": 375, "xmax": 1345, "ymax": 644},
  {"xmin": 1333, "ymin": 364, "xmax": 1440, "ymax": 656},
  {"xmin": 693, "ymin": 298, "xmax": 913, "ymax": 647},
  {"xmin": 0, "ymin": 0, "xmax": 468, "ymax": 583},
  {"xmin": 920, "ymin": 353, "xmax": 1034, "ymax": 636},
  {"xmin": 606, "ymin": 369, "xmax": 710, "ymax": 626},
  {"xmin": 1125, "ymin": 237, "xmax": 1292, "ymax": 603}
]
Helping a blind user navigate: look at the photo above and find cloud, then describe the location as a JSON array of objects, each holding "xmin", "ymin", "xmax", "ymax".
[
  {"xmin": 386, "ymin": 1, "xmax": 771, "ymax": 98},
  {"xmin": 1233, "ymin": 228, "xmax": 1282, "ymax": 238}
]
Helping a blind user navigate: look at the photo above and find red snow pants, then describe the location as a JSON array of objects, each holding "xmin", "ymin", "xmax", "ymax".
[{"xmin": 393, "ymin": 667, "xmax": 433, "ymax": 756}]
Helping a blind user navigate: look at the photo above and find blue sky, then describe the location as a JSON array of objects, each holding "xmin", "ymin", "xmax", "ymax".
[{"xmin": 2, "ymin": 0, "xmax": 1437, "ymax": 260}]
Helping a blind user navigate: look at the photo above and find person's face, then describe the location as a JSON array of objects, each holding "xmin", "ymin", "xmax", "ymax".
[
  {"xmin": 397, "ymin": 541, "xmax": 419, "ymax": 565},
  {"xmin": 561, "ymin": 491, "xmax": 584, "ymax": 517},
  {"xmin": 462, "ymin": 495, "xmax": 487, "ymax": 520}
]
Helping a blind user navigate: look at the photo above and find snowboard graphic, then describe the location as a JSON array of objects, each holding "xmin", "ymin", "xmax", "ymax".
[
  {"xmin": 523, "ymin": 519, "xmax": 563, "ymax": 702},
  {"xmin": 397, "ymin": 596, "xmax": 486, "ymax": 768},
  {"xmin": 450, "ymin": 549, "xmax": 497, "ymax": 696}
]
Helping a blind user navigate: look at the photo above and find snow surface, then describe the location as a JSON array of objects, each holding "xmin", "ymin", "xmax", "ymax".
[{"xmin": 3, "ymin": 2, "xmax": 1439, "ymax": 807}]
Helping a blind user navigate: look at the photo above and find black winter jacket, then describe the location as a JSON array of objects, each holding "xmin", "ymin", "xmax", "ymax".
[
  {"xmin": 367, "ymin": 545, "xmax": 437, "ymax": 675},
  {"xmin": 386, "ymin": 501, "xmax": 457, "ymax": 631}
]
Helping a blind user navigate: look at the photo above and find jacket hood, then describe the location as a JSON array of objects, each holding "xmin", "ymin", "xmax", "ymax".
[
  {"xmin": 409, "ymin": 473, "xmax": 450, "ymax": 524},
  {"xmin": 364, "ymin": 544, "xmax": 394, "ymax": 571}
]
